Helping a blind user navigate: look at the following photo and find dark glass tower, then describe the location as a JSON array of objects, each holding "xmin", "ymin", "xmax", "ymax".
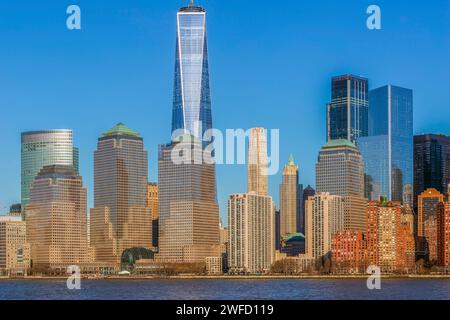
[
  {"xmin": 172, "ymin": 3, "xmax": 212, "ymax": 144},
  {"xmin": 327, "ymin": 75, "xmax": 369, "ymax": 143},
  {"xmin": 414, "ymin": 134, "xmax": 450, "ymax": 210},
  {"xmin": 358, "ymin": 85, "xmax": 413, "ymax": 203}
]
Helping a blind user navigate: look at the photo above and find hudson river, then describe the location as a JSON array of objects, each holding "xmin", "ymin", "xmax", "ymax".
[{"xmin": 2, "ymin": 279, "xmax": 450, "ymax": 300}]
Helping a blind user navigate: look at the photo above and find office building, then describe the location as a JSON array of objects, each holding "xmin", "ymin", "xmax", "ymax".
[
  {"xmin": 358, "ymin": 85, "xmax": 413, "ymax": 203},
  {"xmin": 26, "ymin": 165, "xmax": 88, "ymax": 271},
  {"xmin": 280, "ymin": 155, "xmax": 302, "ymax": 237},
  {"xmin": 90, "ymin": 124, "xmax": 152, "ymax": 263},
  {"xmin": 305, "ymin": 193, "xmax": 344, "ymax": 259},
  {"xmin": 326, "ymin": 75, "xmax": 369, "ymax": 143},
  {"xmin": 0, "ymin": 216, "xmax": 30, "ymax": 275},
  {"xmin": 21, "ymin": 129, "xmax": 78, "ymax": 209},
  {"xmin": 248, "ymin": 128, "xmax": 268, "ymax": 195}
]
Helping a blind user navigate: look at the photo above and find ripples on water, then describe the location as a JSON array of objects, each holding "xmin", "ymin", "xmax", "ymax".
[{"xmin": 1, "ymin": 279, "xmax": 450, "ymax": 300}]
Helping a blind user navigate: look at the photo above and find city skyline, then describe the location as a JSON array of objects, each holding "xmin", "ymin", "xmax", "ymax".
[{"xmin": 1, "ymin": 0, "xmax": 450, "ymax": 225}]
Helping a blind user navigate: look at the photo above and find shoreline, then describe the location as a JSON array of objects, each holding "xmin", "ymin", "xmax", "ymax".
[{"xmin": 3, "ymin": 274, "xmax": 450, "ymax": 281}]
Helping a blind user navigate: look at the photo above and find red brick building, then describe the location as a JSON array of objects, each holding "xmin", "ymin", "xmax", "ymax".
[
  {"xmin": 331, "ymin": 231, "xmax": 366, "ymax": 273},
  {"xmin": 437, "ymin": 202, "xmax": 450, "ymax": 268}
]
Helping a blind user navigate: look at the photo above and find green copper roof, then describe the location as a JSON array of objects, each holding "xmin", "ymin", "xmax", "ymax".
[
  {"xmin": 288, "ymin": 154, "xmax": 295, "ymax": 166},
  {"xmin": 283, "ymin": 233, "xmax": 305, "ymax": 242},
  {"xmin": 323, "ymin": 139, "xmax": 357, "ymax": 149},
  {"xmin": 102, "ymin": 123, "xmax": 141, "ymax": 138}
]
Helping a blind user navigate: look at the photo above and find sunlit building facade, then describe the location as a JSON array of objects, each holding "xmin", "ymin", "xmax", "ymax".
[
  {"xmin": 305, "ymin": 193, "xmax": 344, "ymax": 259},
  {"xmin": 21, "ymin": 130, "xmax": 78, "ymax": 209},
  {"xmin": 91, "ymin": 124, "xmax": 152, "ymax": 263},
  {"xmin": 26, "ymin": 165, "xmax": 88, "ymax": 271},
  {"xmin": 0, "ymin": 216, "xmax": 30, "ymax": 275},
  {"xmin": 418, "ymin": 188, "xmax": 444, "ymax": 262},
  {"xmin": 248, "ymin": 128, "xmax": 268, "ymax": 196},
  {"xmin": 158, "ymin": 138, "xmax": 220, "ymax": 263},
  {"xmin": 228, "ymin": 193, "xmax": 275, "ymax": 274},
  {"xmin": 280, "ymin": 155, "xmax": 302, "ymax": 238}
]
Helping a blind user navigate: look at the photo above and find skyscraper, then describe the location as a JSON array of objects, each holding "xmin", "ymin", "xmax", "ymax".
[
  {"xmin": 301, "ymin": 185, "xmax": 316, "ymax": 234},
  {"xmin": 21, "ymin": 130, "xmax": 78, "ymax": 209},
  {"xmin": 305, "ymin": 193, "xmax": 344, "ymax": 259},
  {"xmin": 172, "ymin": 1, "xmax": 212, "ymax": 143},
  {"xmin": 358, "ymin": 85, "xmax": 413, "ymax": 203},
  {"xmin": 366, "ymin": 199, "xmax": 415, "ymax": 273},
  {"xmin": 326, "ymin": 75, "xmax": 369, "ymax": 143},
  {"xmin": 248, "ymin": 128, "xmax": 268, "ymax": 195},
  {"xmin": 316, "ymin": 139, "xmax": 365, "ymax": 197},
  {"xmin": 26, "ymin": 165, "xmax": 88, "ymax": 271},
  {"xmin": 157, "ymin": 3, "xmax": 220, "ymax": 263},
  {"xmin": 228, "ymin": 193, "xmax": 275, "ymax": 274},
  {"xmin": 414, "ymin": 134, "xmax": 450, "ymax": 210},
  {"xmin": 90, "ymin": 124, "xmax": 152, "ymax": 263},
  {"xmin": 147, "ymin": 182, "xmax": 159, "ymax": 248},
  {"xmin": 316, "ymin": 139, "xmax": 366, "ymax": 231},
  {"xmin": 158, "ymin": 137, "xmax": 220, "ymax": 262},
  {"xmin": 280, "ymin": 155, "xmax": 302, "ymax": 238},
  {"xmin": 417, "ymin": 188, "xmax": 444, "ymax": 262}
]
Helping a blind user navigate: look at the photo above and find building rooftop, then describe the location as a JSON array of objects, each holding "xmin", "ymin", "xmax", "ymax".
[
  {"xmin": 102, "ymin": 123, "xmax": 141, "ymax": 138},
  {"xmin": 323, "ymin": 139, "xmax": 357, "ymax": 150}
]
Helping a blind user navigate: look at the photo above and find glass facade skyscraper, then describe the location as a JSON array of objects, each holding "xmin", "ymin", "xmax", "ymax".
[
  {"xmin": 358, "ymin": 85, "xmax": 413, "ymax": 203},
  {"xmin": 157, "ymin": 3, "xmax": 220, "ymax": 263},
  {"xmin": 414, "ymin": 134, "xmax": 450, "ymax": 210},
  {"xmin": 327, "ymin": 75, "xmax": 369, "ymax": 143},
  {"xmin": 172, "ymin": 4, "xmax": 212, "ymax": 144},
  {"xmin": 21, "ymin": 130, "xmax": 78, "ymax": 209}
]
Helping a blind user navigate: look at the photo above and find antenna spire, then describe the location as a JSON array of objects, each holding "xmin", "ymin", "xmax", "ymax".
[{"xmin": 190, "ymin": 0, "xmax": 194, "ymax": 6}]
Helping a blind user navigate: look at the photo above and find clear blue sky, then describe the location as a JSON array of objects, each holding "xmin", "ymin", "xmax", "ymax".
[{"xmin": 1, "ymin": 0, "xmax": 449, "ymax": 223}]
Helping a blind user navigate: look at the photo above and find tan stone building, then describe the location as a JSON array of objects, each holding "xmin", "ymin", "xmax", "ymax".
[
  {"xmin": 305, "ymin": 193, "xmax": 344, "ymax": 259},
  {"xmin": 90, "ymin": 124, "xmax": 152, "ymax": 263},
  {"xmin": 248, "ymin": 128, "xmax": 268, "ymax": 196},
  {"xmin": 280, "ymin": 155, "xmax": 301, "ymax": 238},
  {"xmin": 158, "ymin": 137, "xmax": 220, "ymax": 263},
  {"xmin": 26, "ymin": 165, "xmax": 89, "ymax": 272},
  {"xmin": 0, "ymin": 216, "xmax": 30, "ymax": 275},
  {"xmin": 228, "ymin": 192, "xmax": 275, "ymax": 274}
]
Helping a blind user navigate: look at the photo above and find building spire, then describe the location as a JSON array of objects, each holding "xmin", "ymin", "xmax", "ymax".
[
  {"xmin": 190, "ymin": 0, "xmax": 194, "ymax": 7},
  {"xmin": 288, "ymin": 154, "xmax": 295, "ymax": 166}
]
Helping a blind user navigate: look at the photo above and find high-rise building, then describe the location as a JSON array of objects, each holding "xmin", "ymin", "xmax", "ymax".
[
  {"xmin": 437, "ymin": 201, "xmax": 450, "ymax": 268},
  {"xmin": 172, "ymin": 2, "xmax": 212, "ymax": 144},
  {"xmin": 316, "ymin": 139, "xmax": 366, "ymax": 231},
  {"xmin": 417, "ymin": 188, "xmax": 444, "ymax": 262},
  {"xmin": 366, "ymin": 199, "xmax": 415, "ymax": 273},
  {"xmin": 280, "ymin": 155, "xmax": 302, "ymax": 238},
  {"xmin": 248, "ymin": 128, "xmax": 268, "ymax": 195},
  {"xmin": 228, "ymin": 193, "xmax": 275, "ymax": 274},
  {"xmin": 158, "ymin": 137, "xmax": 220, "ymax": 263},
  {"xmin": 157, "ymin": 3, "xmax": 219, "ymax": 264},
  {"xmin": 316, "ymin": 139, "xmax": 365, "ymax": 197},
  {"xmin": 414, "ymin": 134, "xmax": 450, "ymax": 210},
  {"xmin": 147, "ymin": 182, "xmax": 159, "ymax": 248},
  {"xmin": 326, "ymin": 75, "xmax": 369, "ymax": 143},
  {"xmin": 0, "ymin": 216, "xmax": 30, "ymax": 275},
  {"xmin": 305, "ymin": 193, "xmax": 344, "ymax": 259},
  {"xmin": 301, "ymin": 185, "xmax": 316, "ymax": 234},
  {"xmin": 90, "ymin": 124, "xmax": 152, "ymax": 263},
  {"xmin": 26, "ymin": 165, "xmax": 88, "ymax": 271},
  {"xmin": 358, "ymin": 85, "xmax": 413, "ymax": 203},
  {"xmin": 21, "ymin": 130, "xmax": 79, "ymax": 209}
]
